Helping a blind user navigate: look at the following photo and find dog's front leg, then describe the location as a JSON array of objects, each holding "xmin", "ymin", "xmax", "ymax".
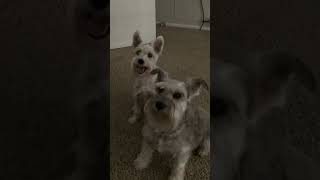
[
  {"xmin": 198, "ymin": 138, "xmax": 210, "ymax": 157},
  {"xmin": 134, "ymin": 140, "xmax": 154, "ymax": 170},
  {"xmin": 169, "ymin": 150, "xmax": 191, "ymax": 180},
  {"xmin": 128, "ymin": 99, "xmax": 142, "ymax": 124}
]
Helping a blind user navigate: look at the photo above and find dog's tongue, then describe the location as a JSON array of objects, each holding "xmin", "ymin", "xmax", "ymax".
[{"xmin": 137, "ymin": 67, "xmax": 146, "ymax": 74}]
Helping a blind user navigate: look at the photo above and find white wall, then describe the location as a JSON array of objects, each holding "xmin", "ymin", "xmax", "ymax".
[
  {"xmin": 110, "ymin": 0, "xmax": 156, "ymax": 49},
  {"xmin": 156, "ymin": 0, "xmax": 210, "ymax": 30}
]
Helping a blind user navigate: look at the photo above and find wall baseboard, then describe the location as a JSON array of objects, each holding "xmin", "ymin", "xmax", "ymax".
[
  {"xmin": 110, "ymin": 41, "xmax": 132, "ymax": 50},
  {"xmin": 157, "ymin": 21, "xmax": 210, "ymax": 31},
  {"xmin": 112, "ymin": 21, "xmax": 210, "ymax": 50}
]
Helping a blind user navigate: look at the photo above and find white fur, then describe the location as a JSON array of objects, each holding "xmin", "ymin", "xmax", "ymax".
[{"xmin": 128, "ymin": 31, "xmax": 165, "ymax": 124}]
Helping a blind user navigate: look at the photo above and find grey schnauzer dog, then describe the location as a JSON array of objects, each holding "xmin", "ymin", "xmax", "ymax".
[
  {"xmin": 128, "ymin": 31, "xmax": 165, "ymax": 124},
  {"xmin": 212, "ymin": 50, "xmax": 319, "ymax": 180},
  {"xmin": 133, "ymin": 71, "xmax": 209, "ymax": 180}
]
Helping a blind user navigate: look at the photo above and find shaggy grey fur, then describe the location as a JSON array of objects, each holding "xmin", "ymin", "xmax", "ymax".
[
  {"xmin": 212, "ymin": 50, "xmax": 319, "ymax": 180},
  {"xmin": 133, "ymin": 74, "xmax": 209, "ymax": 180}
]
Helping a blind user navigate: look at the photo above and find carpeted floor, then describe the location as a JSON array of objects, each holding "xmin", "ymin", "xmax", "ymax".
[{"xmin": 110, "ymin": 27, "xmax": 210, "ymax": 180}]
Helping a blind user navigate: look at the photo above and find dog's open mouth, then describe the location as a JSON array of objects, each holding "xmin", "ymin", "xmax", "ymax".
[{"xmin": 135, "ymin": 65, "xmax": 148, "ymax": 74}]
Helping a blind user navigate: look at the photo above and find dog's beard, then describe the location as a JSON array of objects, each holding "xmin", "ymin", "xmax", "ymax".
[{"xmin": 145, "ymin": 102, "xmax": 176, "ymax": 132}]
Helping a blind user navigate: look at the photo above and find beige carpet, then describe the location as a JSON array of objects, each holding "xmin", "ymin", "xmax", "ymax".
[{"xmin": 110, "ymin": 26, "xmax": 210, "ymax": 180}]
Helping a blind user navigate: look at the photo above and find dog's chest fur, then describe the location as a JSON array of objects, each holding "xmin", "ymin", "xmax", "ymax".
[
  {"xmin": 133, "ymin": 73, "xmax": 157, "ymax": 95},
  {"xmin": 143, "ymin": 106, "xmax": 209, "ymax": 154}
]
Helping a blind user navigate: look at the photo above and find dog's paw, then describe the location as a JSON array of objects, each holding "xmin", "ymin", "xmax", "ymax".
[
  {"xmin": 168, "ymin": 168, "xmax": 185, "ymax": 180},
  {"xmin": 168, "ymin": 174, "xmax": 184, "ymax": 180},
  {"xmin": 197, "ymin": 148, "xmax": 209, "ymax": 157},
  {"xmin": 128, "ymin": 115, "xmax": 137, "ymax": 124},
  {"xmin": 133, "ymin": 157, "xmax": 149, "ymax": 170}
]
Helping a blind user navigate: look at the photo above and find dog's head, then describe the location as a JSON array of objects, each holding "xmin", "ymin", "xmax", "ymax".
[
  {"xmin": 212, "ymin": 60, "xmax": 250, "ymax": 127},
  {"xmin": 213, "ymin": 51, "xmax": 317, "ymax": 126},
  {"xmin": 140, "ymin": 75, "xmax": 208, "ymax": 132},
  {"xmin": 212, "ymin": 51, "xmax": 318, "ymax": 180},
  {"xmin": 131, "ymin": 31, "xmax": 164, "ymax": 76}
]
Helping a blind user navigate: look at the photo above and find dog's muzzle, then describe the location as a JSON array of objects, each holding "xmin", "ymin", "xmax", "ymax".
[
  {"xmin": 137, "ymin": 59, "xmax": 144, "ymax": 65},
  {"xmin": 134, "ymin": 63, "xmax": 148, "ymax": 74},
  {"xmin": 151, "ymin": 97, "xmax": 172, "ymax": 113},
  {"xmin": 155, "ymin": 101, "xmax": 167, "ymax": 111}
]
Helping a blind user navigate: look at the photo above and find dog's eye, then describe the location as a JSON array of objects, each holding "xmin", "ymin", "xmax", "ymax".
[
  {"xmin": 136, "ymin": 50, "xmax": 141, "ymax": 55},
  {"xmin": 156, "ymin": 87, "xmax": 165, "ymax": 94},
  {"xmin": 173, "ymin": 92, "xmax": 183, "ymax": 99},
  {"xmin": 148, "ymin": 53, "xmax": 153, "ymax": 58}
]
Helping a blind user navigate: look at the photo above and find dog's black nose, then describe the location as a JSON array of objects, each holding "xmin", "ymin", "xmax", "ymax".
[
  {"xmin": 155, "ymin": 101, "xmax": 166, "ymax": 110},
  {"xmin": 138, "ymin": 59, "xmax": 144, "ymax": 65}
]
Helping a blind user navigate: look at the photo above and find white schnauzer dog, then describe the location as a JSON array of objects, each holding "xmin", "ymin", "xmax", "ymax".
[
  {"xmin": 133, "ymin": 70, "xmax": 209, "ymax": 180},
  {"xmin": 212, "ymin": 50, "xmax": 319, "ymax": 180},
  {"xmin": 128, "ymin": 31, "xmax": 165, "ymax": 124}
]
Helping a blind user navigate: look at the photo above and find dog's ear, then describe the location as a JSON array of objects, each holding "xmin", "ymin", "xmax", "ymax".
[
  {"xmin": 185, "ymin": 77, "xmax": 209, "ymax": 100},
  {"xmin": 132, "ymin": 30, "xmax": 142, "ymax": 47},
  {"xmin": 153, "ymin": 36, "xmax": 164, "ymax": 55},
  {"xmin": 254, "ymin": 51, "xmax": 317, "ymax": 93},
  {"xmin": 150, "ymin": 68, "xmax": 169, "ymax": 82},
  {"xmin": 241, "ymin": 51, "xmax": 318, "ymax": 122},
  {"xmin": 251, "ymin": 51, "xmax": 317, "ymax": 111}
]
